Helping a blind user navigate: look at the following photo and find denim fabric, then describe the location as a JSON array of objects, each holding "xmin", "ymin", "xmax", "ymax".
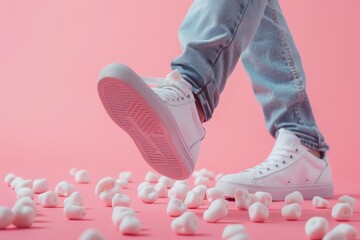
[{"xmin": 171, "ymin": 0, "xmax": 329, "ymax": 151}]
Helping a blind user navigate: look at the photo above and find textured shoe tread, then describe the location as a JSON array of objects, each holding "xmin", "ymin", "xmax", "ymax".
[{"xmin": 98, "ymin": 66, "xmax": 194, "ymax": 179}]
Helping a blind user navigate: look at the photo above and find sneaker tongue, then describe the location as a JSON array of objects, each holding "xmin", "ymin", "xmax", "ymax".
[
  {"xmin": 165, "ymin": 70, "xmax": 192, "ymax": 90},
  {"xmin": 274, "ymin": 128, "xmax": 301, "ymax": 147},
  {"xmin": 166, "ymin": 70, "xmax": 182, "ymax": 81}
]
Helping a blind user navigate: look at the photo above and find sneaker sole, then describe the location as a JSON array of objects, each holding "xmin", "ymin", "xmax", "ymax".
[
  {"xmin": 217, "ymin": 181, "xmax": 334, "ymax": 201},
  {"xmin": 97, "ymin": 63, "xmax": 194, "ymax": 180}
]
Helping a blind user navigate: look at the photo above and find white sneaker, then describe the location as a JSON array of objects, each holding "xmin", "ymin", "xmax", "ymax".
[
  {"xmin": 216, "ymin": 128, "xmax": 334, "ymax": 200},
  {"xmin": 97, "ymin": 64, "xmax": 205, "ymax": 180}
]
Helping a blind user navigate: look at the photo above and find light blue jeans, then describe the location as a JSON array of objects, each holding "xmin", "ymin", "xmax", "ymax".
[{"xmin": 171, "ymin": 0, "xmax": 329, "ymax": 152}]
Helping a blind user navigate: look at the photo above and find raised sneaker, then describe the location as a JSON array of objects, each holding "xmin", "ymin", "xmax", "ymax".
[
  {"xmin": 216, "ymin": 128, "xmax": 333, "ymax": 200},
  {"xmin": 98, "ymin": 64, "xmax": 205, "ymax": 180}
]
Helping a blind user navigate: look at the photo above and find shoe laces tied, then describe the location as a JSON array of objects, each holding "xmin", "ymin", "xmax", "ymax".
[
  {"xmin": 252, "ymin": 146, "xmax": 298, "ymax": 173},
  {"xmin": 142, "ymin": 70, "xmax": 192, "ymax": 103}
]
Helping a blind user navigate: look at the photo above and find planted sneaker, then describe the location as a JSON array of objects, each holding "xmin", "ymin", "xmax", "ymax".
[
  {"xmin": 216, "ymin": 128, "xmax": 333, "ymax": 200},
  {"xmin": 97, "ymin": 64, "xmax": 205, "ymax": 180}
]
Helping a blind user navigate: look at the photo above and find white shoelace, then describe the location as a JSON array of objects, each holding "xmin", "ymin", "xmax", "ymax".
[
  {"xmin": 142, "ymin": 71, "xmax": 192, "ymax": 103},
  {"xmin": 251, "ymin": 145, "xmax": 299, "ymax": 174}
]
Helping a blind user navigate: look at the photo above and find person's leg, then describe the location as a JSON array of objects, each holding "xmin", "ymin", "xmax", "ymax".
[
  {"xmin": 172, "ymin": 0, "xmax": 268, "ymax": 122},
  {"xmin": 241, "ymin": 0, "xmax": 329, "ymax": 153},
  {"xmin": 216, "ymin": 0, "xmax": 333, "ymax": 200},
  {"xmin": 98, "ymin": 0, "xmax": 268, "ymax": 180}
]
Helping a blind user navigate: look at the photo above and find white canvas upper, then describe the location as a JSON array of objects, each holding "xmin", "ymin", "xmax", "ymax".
[
  {"xmin": 144, "ymin": 70, "xmax": 205, "ymax": 162},
  {"xmin": 216, "ymin": 128, "xmax": 334, "ymax": 200},
  {"xmin": 98, "ymin": 64, "xmax": 205, "ymax": 179}
]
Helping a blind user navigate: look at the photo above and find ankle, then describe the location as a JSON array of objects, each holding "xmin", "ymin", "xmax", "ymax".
[
  {"xmin": 194, "ymin": 95, "xmax": 206, "ymax": 123},
  {"xmin": 307, "ymin": 148, "xmax": 322, "ymax": 159}
]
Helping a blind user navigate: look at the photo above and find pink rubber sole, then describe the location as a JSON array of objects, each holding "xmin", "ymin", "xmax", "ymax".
[{"xmin": 97, "ymin": 64, "xmax": 194, "ymax": 180}]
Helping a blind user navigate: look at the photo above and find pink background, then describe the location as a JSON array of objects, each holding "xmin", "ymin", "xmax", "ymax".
[{"xmin": 1, "ymin": 1, "xmax": 359, "ymax": 239}]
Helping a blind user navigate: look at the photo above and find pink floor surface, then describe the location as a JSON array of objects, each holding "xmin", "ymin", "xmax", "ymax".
[{"xmin": 0, "ymin": 168, "xmax": 359, "ymax": 240}]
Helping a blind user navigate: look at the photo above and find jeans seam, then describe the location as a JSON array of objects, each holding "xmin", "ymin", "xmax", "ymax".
[
  {"xmin": 269, "ymin": 0, "xmax": 305, "ymax": 125},
  {"xmin": 210, "ymin": 0, "xmax": 250, "ymax": 70}
]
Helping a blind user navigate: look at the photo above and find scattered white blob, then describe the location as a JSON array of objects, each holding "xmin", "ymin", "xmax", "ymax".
[
  {"xmin": 167, "ymin": 199, "xmax": 187, "ymax": 217},
  {"xmin": 312, "ymin": 196, "xmax": 329, "ymax": 209},
  {"xmin": 13, "ymin": 197, "xmax": 36, "ymax": 212},
  {"xmin": 32, "ymin": 178, "xmax": 49, "ymax": 194},
  {"xmin": 38, "ymin": 191, "xmax": 59, "ymax": 208},
  {"xmin": 215, "ymin": 173, "xmax": 224, "ymax": 182},
  {"xmin": 10, "ymin": 177, "xmax": 24, "ymax": 189},
  {"xmin": 154, "ymin": 182, "xmax": 168, "ymax": 198},
  {"xmin": 281, "ymin": 203, "xmax": 301, "ymax": 220},
  {"xmin": 95, "ymin": 177, "xmax": 119, "ymax": 195},
  {"xmin": 305, "ymin": 217, "xmax": 329, "ymax": 239},
  {"xmin": 116, "ymin": 178, "xmax": 128, "ymax": 189},
  {"xmin": 184, "ymin": 191, "xmax": 202, "ymax": 209},
  {"xmin": 99, "ymin": 191, "xmax": 115, "ymax": 207},
  {"xmin": 118, "ymin": 172, "xmax": 133, "ymax": 183},
  {"xmin": 64, "ymin": 203, "xmax": 86, "ymax": 220},
  {"xmin": 192, "ymin": 185, "xmax": 208, "ymax": 200},
  {"xmin": 322, "ymin": 230, "xmax": 347, "ymax": 240},
  {"xmin": 0, "ymin": 206, "xmax": 14, "ymax": 229},
  {"xmin": 222, "ymin": 224, "xmax": 248, "ymax": 240},
  {"xmin": 78, "ymin": 228, "xmax": 107, "ymax": 240},
  {"xmin": 119, "ymin": 215, "xmax": 141, "ymax": 235},
  {"xmin": 145, "ymin": 171, "xmax": 159, "ymax": 183},
  {"xmin": 167, "ymin": 183, "xmax": 188, "ymax": 201},
  {"xmin": 112, "ymin": 207, "xmax": 135, "ymax": 227},
  {"xmin": 12, "ymin": 205, "xmax": 36, "ymax": 228},
  {"xmin": 4, "ymin": 173, "xmax": 16, "ymax": 186},
  {"xmin": 206, "ymin": 188, "xmax": 225, "ymax": 203},
  {"xmin": 95, "ymin": 177, "xmax": 121, "ymax": 206},
  {"xmin": 329, "ymin": 223, "xmax": 359, "ymax": 240},
  {"xmin": 158, "ymin": 176, "xmax": 175, "ymax": 188},
  {"xmin": 192, "ymin": 168, "xmax": 215, "ymax": 179},
  {"xmin": 14, "ymin": 180, "xmax": 33, "ymax": 191},
  {"xmin": 138, "ymin": 185, "xmax": 158, "ymax": 203},
  {"xmin": 338, "ymin": 195, "xmax": 356, "ymax": 211},
  {"xmin": 285, "ymin": 191, "xmax": 304, "ymax": 205},
  {"xmin": 74, "ymin": 170, "xmax": 91, "ymax": 184},
  {"xmin": 249, "ymin": 194, "xmax": 259, "ymax": 205},
  {"xmin": 331, "ymin": 203, "xmax": 353, "ymax": 221},
  {"xmin": 16, "ymin": 188, "xmax": 35, "ymax": 200},
  {"xmin": 173, "ymin": 180, "xmax": 190, "ymax": 190},
  {"xmin": 194, "ymin": 176, "xmax": 211, "ymax": 187},
  {"xmin": 64, "ymin": 191, "xmax": 83, "ymax": 206},
  {"xmin": 203, "ymin": 198, "xmax": 228, "ymax": 223},
  {"xmin": 248, "ymin": 202, "xmax": 269, "ymax": 223},
  {"xmin": 254, "ymin": 191, "xmax": 272, "ymax": 208},
  {"xmin": 171, "ymin": 211, "xmax": 198, "ymax": 235},
  {"xmin": 234, "ymin": 188, "xmax": 251, "ymax": 210},
  {"xmin": 137, "ymin": 182, "xmax": 152, "ymax": 192},
  {"xmin": 55, "ymin": 181, "xmax": 75, "ymax": 197},
  {"xmin": 112, "ymin": 193, "xmax": 131, "ymax": 207}
]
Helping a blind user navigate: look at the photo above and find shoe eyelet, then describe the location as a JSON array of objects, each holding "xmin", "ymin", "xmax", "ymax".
[
  {"xmin": 187, "ymin": 95, "xmax": 190, "ymax": 98},
  {"xmin": 306, "ymin": 179, "xmax": 309, "ymax": 182},
  {"xmin": 295, "ymin": 148, "xmax": 298, "ymax": 152},
  {"xmin": 276, "ymin": 164, "xmax": 279, "ymax": 168},
  {"xmin": 267, "ymin": 168, "xmax": 270, "ymax": 171},
  {"xmin": 287, "ymin": 180, "xmax": 291, "ymax": 184},
  {"xmin": 259, "ymin": 171, "xmax": 263, "ymax": 174},
  {"xmin": 181, "ymin": 97, "xmax": 184, "ymax": 100},
  {"xmin": 290, "ymin": 155, "xmax": 293, "ymax": 159},
  {"xmin": 282, "ymin": 160, "xmax": 286, "ymax": 164}
]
